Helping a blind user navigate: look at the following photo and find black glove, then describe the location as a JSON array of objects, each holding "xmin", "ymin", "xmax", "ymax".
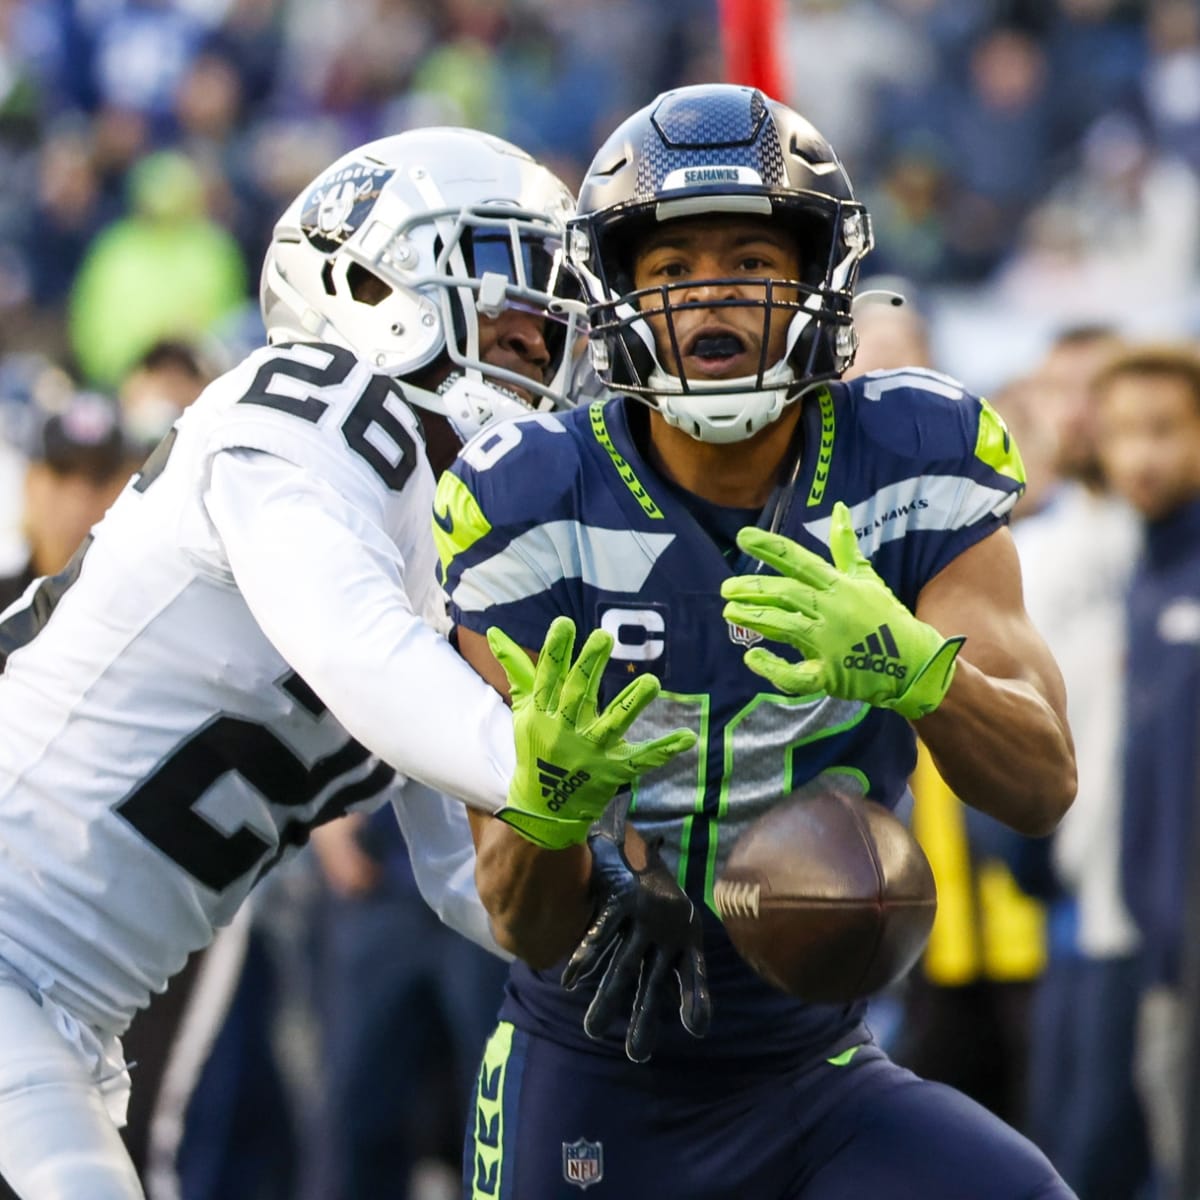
[{"xmin": 561, "ymin": 796, "xmax": 711, "ymax": 1063}]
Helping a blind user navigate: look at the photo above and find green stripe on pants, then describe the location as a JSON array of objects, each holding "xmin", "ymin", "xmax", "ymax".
[{"xmin": 471, "ymin": 1021, "xmax": 514, "ymax": 1199}]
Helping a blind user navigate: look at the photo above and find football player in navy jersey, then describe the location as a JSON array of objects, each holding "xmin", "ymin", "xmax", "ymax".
[
  {"xmin": 438, "ymin": 85, "xmax": 1078, "ymax": 1199},
  {"xmin": 0, "ymin": 128, "xmax": 696, "ymax": 1200}
]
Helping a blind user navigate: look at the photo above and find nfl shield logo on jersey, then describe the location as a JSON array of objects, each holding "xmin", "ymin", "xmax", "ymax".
[
  {"xmin": 727, "ymin": 621, "xmax": 763, "ymax": 648},
  {"xmin": 563, "ymin": 1137, "xmax": 603, "ymax": 1189}
]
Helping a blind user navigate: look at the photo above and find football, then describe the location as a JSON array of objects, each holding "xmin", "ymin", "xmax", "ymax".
[{"xmin": 713, "ymin": 783, "xmax": 937, "ymax": 1004}]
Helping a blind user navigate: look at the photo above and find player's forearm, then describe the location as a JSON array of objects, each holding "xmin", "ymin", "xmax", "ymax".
[
  {"xmin": 207, "ymin": 451, "xmax": 516, "ymax": 811},
  {"xmin": 915, "ymin": 658, "xmax": 1076, "ymax": 836},
  {"xmin": 474, "ymin": 817, "xmax": 594, "ymax": 968}
]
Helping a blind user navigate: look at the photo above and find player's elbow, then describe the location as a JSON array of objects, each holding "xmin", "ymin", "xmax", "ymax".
[
  {"xmin": 1012, "ymin": 757, "xmax": 1077, "ymax": 838},
  {"xmin": 1044, "ymin": 769, "xmax": 1078, "ymax": 836},
  {"xmin": 473, "ymin": 871, "xmax": 539, "ymax": 962},
  {"xmin": 481, "ymin": 903, "xmax": 576, "ymax": 971},
  {"xmin": 483, "ymin": 912, "xmax": 532, "ymax": 962},
  {"xmin": 486, "ymin": 916, "xmax": 561, "ymax": 971}
]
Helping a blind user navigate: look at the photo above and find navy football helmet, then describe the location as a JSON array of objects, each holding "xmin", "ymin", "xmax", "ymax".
[{"xmin": 569, "ymin": 85, "xmax": 873, "ymax": 443}]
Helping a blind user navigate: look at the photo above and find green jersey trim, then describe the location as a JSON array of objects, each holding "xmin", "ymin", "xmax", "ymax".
[
  {"xmin": 974, "ymin": 396, "xmax": 1026, "ymax": 484},
  {"xmin": 827, "ymin": 1044, "xmax": 864, "ymax": 1067},
  {"xmin": 705, "ymin": 692, "xmax": 870, "ymax": 913},
  {"xmin": 806, "ymin": 387, "xmax": 836, "ymax": 507},
  {"xmin": 633, "ymin": 691, "xmax": 711, "ymax": 890},
  {"xmin": 590, "ymin": 401, "xmax": 664, "ymax": 519},
  {"xmin": 433, "ymin": 470, "xmax": 492, "ymax": 578}
]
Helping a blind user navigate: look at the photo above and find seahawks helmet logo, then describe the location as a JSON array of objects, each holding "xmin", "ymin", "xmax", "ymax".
[{"xmin": 300, "ymin": 162, "xmax": 395, "ymax": 253}]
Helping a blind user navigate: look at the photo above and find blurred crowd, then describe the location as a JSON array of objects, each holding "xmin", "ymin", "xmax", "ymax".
[
  {"xmin": 850, "ymin": 302, "xmax": 1200, "ymax": 1200},
  {"xmin": 1, "ymin": 0, "xmax": 1200, "ymax": 1199},
  {"xmin": 0, "ymin": 0, "xmax": 717, "ymax": 386},
  {"xmin": 0, "ymin": 0, "xmax": 1197, "ymax": 388}
]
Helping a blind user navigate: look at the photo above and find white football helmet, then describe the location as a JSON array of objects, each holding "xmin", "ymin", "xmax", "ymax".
[{"xmin": 261, "ymin": 127, "xmax": 585, "ymax": 441}]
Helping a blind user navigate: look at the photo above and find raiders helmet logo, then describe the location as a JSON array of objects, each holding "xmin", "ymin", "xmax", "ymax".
[{"xmin": 300, "ymin": 162, "xmax": 395, "ymax": 254}]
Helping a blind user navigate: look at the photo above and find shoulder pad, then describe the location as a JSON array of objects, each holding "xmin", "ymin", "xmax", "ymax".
[
  {"xmin": 195, "ymin": 340, "xmax": 427, "ymax": 503},
  {"xmin": 841, "ymin": 369, "xmax": 1024, "ymax": 484},
  {"xmin": 435, "ymin": 409, "xmax": 582, "ymax": 577}
]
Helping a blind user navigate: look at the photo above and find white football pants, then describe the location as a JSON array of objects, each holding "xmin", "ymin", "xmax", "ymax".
[{"xmin": 0, "ymin": 971, "xmax": 144, "ymax": 1199}]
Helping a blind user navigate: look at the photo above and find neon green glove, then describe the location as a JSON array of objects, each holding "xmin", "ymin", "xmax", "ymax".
[
  {"xmin": 491, "ymin": 616, "xmax": 697, "ymax": 849},
  {"xmin": 720, "ymin": 501, "xmax": 965, "ymax": 720}
]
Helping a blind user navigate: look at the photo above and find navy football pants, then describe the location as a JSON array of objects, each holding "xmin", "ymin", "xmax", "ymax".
[{"xmin": 463, "ymin": 1024, "xmax": 1076, "ymax": 1199}]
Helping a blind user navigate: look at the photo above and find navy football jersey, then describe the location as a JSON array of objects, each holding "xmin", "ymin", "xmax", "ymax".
[{"xmin": 438, "ymin": 368, "xmax": 1025, "ymax": 1066}]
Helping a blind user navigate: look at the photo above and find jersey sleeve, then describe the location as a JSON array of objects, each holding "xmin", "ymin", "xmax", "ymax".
[
  {"xmin": 194, "ymin": 342, "xmax": 425, "ymax": 537},
  {"xmin": 435, "ymin": 411, "xmax": 587, "ymax": 651},
  {"xmin": 203, "ymin": 448, "xmax": 516, "ymax": 813},
  {"xmin": 843, "ymin": 370, "xmax": 1026, "ymax": 605},
  {"xmin": 389, "ymin": 780, "xmax": 510, "ymax": 959}
]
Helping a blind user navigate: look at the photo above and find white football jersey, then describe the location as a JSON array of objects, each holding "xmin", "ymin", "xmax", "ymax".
[{"xmin": 0, "ymin": 342, "xmax": 513, "ymax": 1033}]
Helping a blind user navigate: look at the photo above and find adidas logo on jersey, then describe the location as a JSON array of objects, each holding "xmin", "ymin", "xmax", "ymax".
[
  {"xmin": 537, "ymin": 757, "xmax": 591, "ymax": 812},
  {"xmin": 843, "ymin": 625, "xmax": 907, "ymax": 679}
]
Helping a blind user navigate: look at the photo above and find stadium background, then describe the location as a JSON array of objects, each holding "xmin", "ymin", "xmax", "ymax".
[
  {"xmin": 0, "ymin": 1, "xmax": 1198, "ymax": 1198},
  {"xmin": 0, "ymin": 0, "xmax": 1196, "ymax": 402}
]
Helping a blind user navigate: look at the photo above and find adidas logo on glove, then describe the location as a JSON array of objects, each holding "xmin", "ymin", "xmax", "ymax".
[
  {"xmin": 843, "ymin": 625, "xmax": 908, "ymax": 679},
  {"xmin": 537, "ymin": 757, "xmax": 592, "ymax": 812}
]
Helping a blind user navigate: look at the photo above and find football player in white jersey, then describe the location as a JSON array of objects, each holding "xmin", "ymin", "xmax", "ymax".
[{"xmin": 0, "ymin": 128, "xmax": 694, "ymax": 1200}]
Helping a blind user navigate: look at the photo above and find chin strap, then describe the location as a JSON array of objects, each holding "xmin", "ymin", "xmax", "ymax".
[
  {"xmin": 645, "ymin": 356, "xmax": 798, "ymax": 444},
  {"xmin": 441, "ymin": 374, "xmax": 532, "ymax": 441},
  {"xmin": 401, "ymin": 372, "xmax": 539, "ymax": 443}
]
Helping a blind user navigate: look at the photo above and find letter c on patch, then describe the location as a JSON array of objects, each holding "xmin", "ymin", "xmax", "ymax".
[{"xmin": 601, "ymin": 608, "xmax": 665, "ymax": 662}]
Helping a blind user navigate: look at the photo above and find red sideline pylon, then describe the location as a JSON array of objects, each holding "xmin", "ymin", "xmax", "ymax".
[{"xmin": 718, "ymin": 0, "xmax": 785, "ymax": 99}]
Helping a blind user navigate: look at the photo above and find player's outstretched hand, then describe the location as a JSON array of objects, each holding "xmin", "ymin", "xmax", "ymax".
[
  {"xmin": 490, "ymin": 616, "xmax": 697, "ymax": 850},
  {"xmin": 561, "ymin": 797, "xmax": 710, "ymax": 1063},
  {"xmin": 721, "ymin": 501, "xmax": 966, "ymax": 720}
]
